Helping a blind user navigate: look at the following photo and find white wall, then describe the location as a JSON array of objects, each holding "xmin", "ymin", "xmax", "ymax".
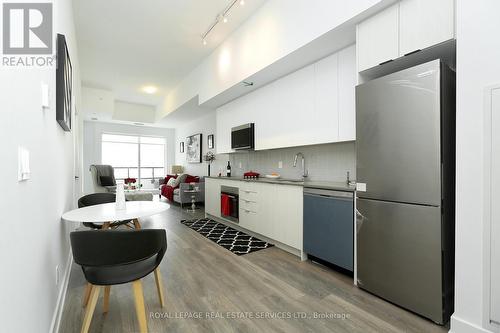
[
  {"xmin": 82, "ymin": 121, "xmax": 175, "ymax": 194},
  {"xmin": 175, "ymin": 111, "xmax": 229, "ymax": 177},
  {"xmin": 451, "ymin": 1, "xmax": 500, "ymax": 333},
  {"xmin": 0, "ymin": 0, "xmax": 81, "ymax": 332},
  {"xmin": 159, "ymin": 0, "xmax": 382, "ymax": 118}
]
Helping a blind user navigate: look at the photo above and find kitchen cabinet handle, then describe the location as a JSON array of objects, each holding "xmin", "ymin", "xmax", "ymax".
[
  {"xmin": 379, "ymin": 59, "xmax": 393, "ymax": 66},
  {"xmin": 404, "ymin": 49, "xmax": 421, "ymax": 57}
]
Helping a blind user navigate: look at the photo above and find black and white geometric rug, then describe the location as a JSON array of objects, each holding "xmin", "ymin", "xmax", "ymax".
[{"xmin": 180, "ymin": 218, "xmax": 273, "ymax": 255}]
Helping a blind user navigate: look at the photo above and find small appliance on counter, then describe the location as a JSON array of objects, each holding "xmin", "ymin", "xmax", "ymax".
[{"xmin": 243, "ymin": 171, "xmax": 260, "ymax": 179}]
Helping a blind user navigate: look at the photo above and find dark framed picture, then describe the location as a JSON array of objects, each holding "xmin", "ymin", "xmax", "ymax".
[
  {"xmin": 208, "ymin": 134, "xmax": 214, "ymax": 149},
  {"xmin": 180, "ymin": 142, "xmax": 184, "ymax": 153},
  {"xmin": 56, "ymin": 34, "xmax": 72, "ymax": 132},
  {"xmin": 186, "ymin": 133, "xmax": 202, "ymax": 163}
]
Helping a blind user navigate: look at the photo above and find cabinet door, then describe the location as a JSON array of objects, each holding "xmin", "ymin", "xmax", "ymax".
[
  {"xmin": 215, "ymin": 109, "xmax": 232, "ymax": 154},
  {"xmin": 357, "ymin": 3, "xmax": 399, "ymax": 72},
  {"xmin": 338, "ymin": 45, "xmax": 357, "ymax": 141},
  {"xmin": 314, "ymin": 53, "xmax": 339, "ymax": 142},
  {"xmin": 256, "ymin": 64, "xmax": 315, "ymax": 150},
  {"xmin": 205, "ymin": 179, "xmax": 220, "ymax": 217},
  {"xmin": 273, "ymin": 185, "xmax": 303, "ymax": 250},
  {"xmin": 399, "ymin": 0, "xmax": 454, "ymax": 56}
]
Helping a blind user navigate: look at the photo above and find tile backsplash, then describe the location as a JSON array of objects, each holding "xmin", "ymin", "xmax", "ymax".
[{"xmin": 214, "ymin": 142, "xmax": 356, "ymax": 182}]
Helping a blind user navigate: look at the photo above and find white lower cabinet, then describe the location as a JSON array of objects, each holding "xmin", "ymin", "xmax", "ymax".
[
  {"xmin": 269, "ymin": 184, "xmax": 303, "ymax": 249},
  {"xmin": 205, "ymin": 178, "xmax": 220, "ymax": 218},
  {"xmin": 205, "ymin": 178, "xmax": 303, "ymax": 252}
]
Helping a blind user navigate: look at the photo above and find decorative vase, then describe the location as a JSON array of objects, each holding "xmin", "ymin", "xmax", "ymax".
[
  {"xmin": 208, "ymin": 164, "xmax": 211, "ymax": 177},
  {"xmin": 115, "ymin": 183, "xmax": 126, "ymax": 210}
]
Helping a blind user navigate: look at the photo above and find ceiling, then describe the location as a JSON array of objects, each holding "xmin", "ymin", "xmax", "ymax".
[{"xmin": 73, "ymin": 0, "xmax": 266, "ymax": 107}]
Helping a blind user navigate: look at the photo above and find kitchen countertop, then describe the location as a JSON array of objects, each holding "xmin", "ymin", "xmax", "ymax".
[{"xmin": 205, "ymin": 176, "xmax": 355, "ymax": 192}]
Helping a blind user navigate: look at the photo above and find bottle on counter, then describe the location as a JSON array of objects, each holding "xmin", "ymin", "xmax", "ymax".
[{"xmin": 226, "ymin": 161, "xmax": 231, "ymax": 177}]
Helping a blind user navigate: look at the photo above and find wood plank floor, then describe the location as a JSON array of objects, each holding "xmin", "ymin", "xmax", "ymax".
[{"xmin": 60, "ymin": 201, "xmax": 449, "ymax": 333}]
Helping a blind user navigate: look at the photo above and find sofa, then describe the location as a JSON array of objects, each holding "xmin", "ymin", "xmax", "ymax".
[{"xmin": 160, "ymin": 174, "xmax": 205, "ymax": 207}]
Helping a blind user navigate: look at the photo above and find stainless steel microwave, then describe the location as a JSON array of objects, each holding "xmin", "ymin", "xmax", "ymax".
[{"xmin": 231, "ymin": 123, "xmax": 254, "ymax": 150}]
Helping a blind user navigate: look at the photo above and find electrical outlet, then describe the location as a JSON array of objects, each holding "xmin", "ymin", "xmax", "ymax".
[
  {"xmin": 278, "ymin": 161, "xmax": 283, "ymax": 169},
  {"xmin": 239, "ymin": 162, "xmax": 242, "ymax": 169},
  {"xmin": 55, "ymin": 265, "xmax": 60, "ymax": 286}
]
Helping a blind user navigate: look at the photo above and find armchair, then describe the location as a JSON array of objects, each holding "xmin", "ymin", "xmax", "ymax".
[{"xmin": 89, "ymin": 165, "xmax": 117, "ymax": 193}]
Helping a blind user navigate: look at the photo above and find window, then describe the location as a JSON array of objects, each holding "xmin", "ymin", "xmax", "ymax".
[{"xmin": 101, "ymin": 133, "xmax": 166, "ymax": 189}]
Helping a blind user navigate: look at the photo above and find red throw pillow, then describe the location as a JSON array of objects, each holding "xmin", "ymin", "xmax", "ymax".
[
  {"xmin": 185, "ymin": 175, "xmax": 199, "ymax": 183},
  {"xmin": 164, "ymin": 174, "xmax": 177, "ymax": 186}
]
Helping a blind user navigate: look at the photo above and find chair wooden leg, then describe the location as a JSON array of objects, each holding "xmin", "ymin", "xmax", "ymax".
[
  {"xmin": 81, "ymin": 285, "xmax": 100, "ymax": 333},
  {"xmin": 82, "ymin": 283, "xmax": 92, "ymax": 307},
  {"xmin": 132, "ymin": 280, "xmax": 148, "ymax": 333},
  {"xmin": 103, "ymin": 286, "xmax": 111, "ymax": 313},
  {"xmin": 154, "ymin": 268, "xmax": 165, "ymax": 307}
]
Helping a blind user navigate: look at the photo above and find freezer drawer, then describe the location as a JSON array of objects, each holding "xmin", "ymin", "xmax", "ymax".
[
  {"xmin": 356, "ymin": 198, "xmax": 444, "ymax": 323},
  {"xmin": 303, "ymin": 189, "xmax": 353, "ymax": 271}
]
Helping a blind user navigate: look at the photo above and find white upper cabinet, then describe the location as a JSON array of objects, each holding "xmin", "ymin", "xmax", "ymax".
[
  {"xmin": 338, "ymin": 45, "xmax": 357, "ymax": 141},
  {"xmin": 256, "ymin": 64, "xmax": 315, "ymax": 150},
  {"xmin": 357, "ymin": 3, "xmax": 400, "ymax": 72},
  {"xmin": 314, "ymin": 53, "xmax": 339, "ymax": 143},
  {"xmin": 216, "ymin": 45, "xmax": 357, "ymax": 150},
  {"xmin": 399, "ymin": 0, "xmax": 455, "ymax": 56},
  {"xmin": 357, "ymin": 0, "xmax": 456, "ymax": 72},
  {"xmin": 216, "ymin": 109, "xmax": 233, "ymax": 154}
]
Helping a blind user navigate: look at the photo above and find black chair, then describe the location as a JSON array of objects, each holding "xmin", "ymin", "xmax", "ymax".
[
  {"xmin": 78, "ymin": 193, "xmax": 130, "ymax": 229},
  {"xmin": 71, "ymin": 229, "xmax": 167, "ymax": 333}
]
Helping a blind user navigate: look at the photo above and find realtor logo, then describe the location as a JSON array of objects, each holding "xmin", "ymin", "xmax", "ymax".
[{"xmin": 2, "ymin": 3, "xmax": 53, "ymax": 54}]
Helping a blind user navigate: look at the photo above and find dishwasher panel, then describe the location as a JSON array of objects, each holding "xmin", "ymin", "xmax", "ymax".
[{"xmin": 303, "ymin": 188, "xmax": 354, "ymax": 271}]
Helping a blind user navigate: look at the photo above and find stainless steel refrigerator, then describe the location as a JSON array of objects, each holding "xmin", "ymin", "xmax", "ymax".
[{"xmin": 355, "ymin": 60, "xmax": 455, "ymax": 325}]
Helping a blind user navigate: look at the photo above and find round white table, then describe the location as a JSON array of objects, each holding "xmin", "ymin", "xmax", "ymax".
[
  {"xmin": 62, "ymin": 201, "xmax": 170, "ymax": 313},
  {"xmin": 62, "ymin": 201, "xmax": 170, "ymax": 228}
]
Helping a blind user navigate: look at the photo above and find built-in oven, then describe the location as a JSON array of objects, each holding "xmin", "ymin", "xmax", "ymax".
[
  {"xmin": 221, "ymin": 185, "xmax": 239, "ymax": 223},
  {"xmin": 231, "ymin": 123, "xmax": 254, "ymax": 150}
]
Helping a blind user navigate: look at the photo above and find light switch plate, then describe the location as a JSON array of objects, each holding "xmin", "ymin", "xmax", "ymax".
[
  {"xmin": 18, "ymin": 146, "xmax": 30, "ymax": 181},
  {"xmin": 357, "ymin": 183, "xmax": 367, "ymax": 192},
  {"xmin": 278, "ymin": 161, "xmax": 283, "ymax": 169},
  {"xmin": 41, "ymin": 82, "xmax": 49, "ymax": 108}
]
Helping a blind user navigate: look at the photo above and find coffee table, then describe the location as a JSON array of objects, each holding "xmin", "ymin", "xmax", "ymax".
[{"xmin": 124, "ymin": 189, "xmax": 154, "ymax": 201}]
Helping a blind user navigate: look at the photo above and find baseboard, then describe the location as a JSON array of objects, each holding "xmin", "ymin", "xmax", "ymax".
[
  {"xmin": 49, "ymin": 249, "xmax": 73, "ymax": 333},
  {"xmin": 450, "ymin": 314, "xmax": 496, "ymax": 333}
]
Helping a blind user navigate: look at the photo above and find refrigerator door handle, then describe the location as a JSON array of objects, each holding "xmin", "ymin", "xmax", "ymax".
[{"xmin": 356, "ymin": 209, "xmax": 367, "ymax": 221}]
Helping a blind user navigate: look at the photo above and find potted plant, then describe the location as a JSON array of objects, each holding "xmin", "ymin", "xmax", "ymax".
[
  {"xmin": 124, "ymin": 177, "xmax": 137, "ymax": 190},
  {"xmin": 203, "ymin": 151, "xmax": 216, "ymax": 176}
]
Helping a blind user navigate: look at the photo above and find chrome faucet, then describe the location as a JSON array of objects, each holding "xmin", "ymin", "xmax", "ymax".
[{"xmin": 293, "ymin": 152, "xmax": 308, "ymax": 179}]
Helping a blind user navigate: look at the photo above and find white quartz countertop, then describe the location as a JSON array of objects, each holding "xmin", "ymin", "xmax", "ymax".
[{"xmin": 206, "ymin": 176, "xmax": 355, "ymax": 192}]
